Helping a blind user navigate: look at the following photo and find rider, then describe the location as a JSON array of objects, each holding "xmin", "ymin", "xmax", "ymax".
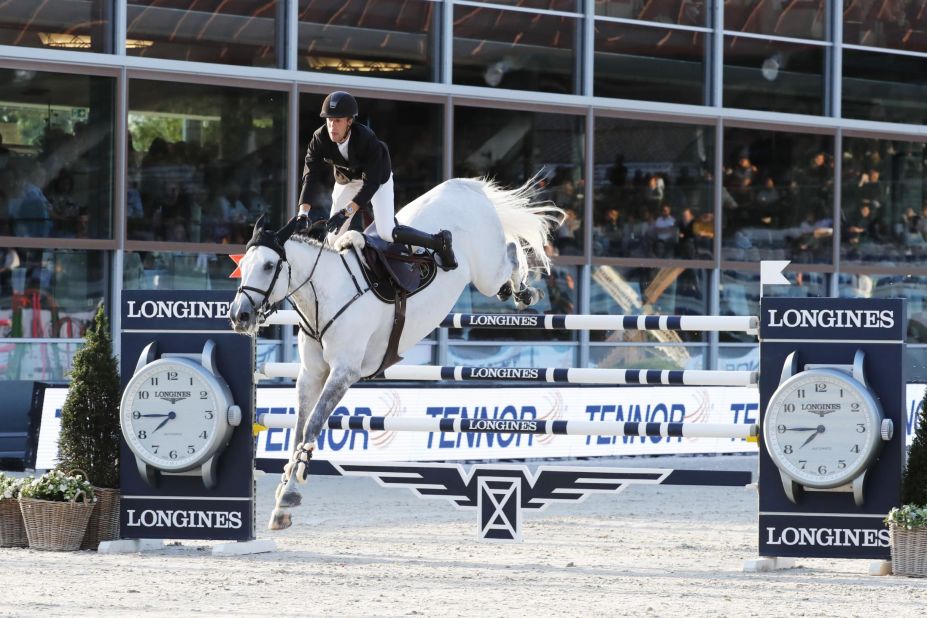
[{"xmin": 296, "ymin": 91, "xmax": 457, "ymax": 270}]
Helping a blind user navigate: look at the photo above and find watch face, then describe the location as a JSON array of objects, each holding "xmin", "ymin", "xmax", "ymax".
[
  {"xmin": 764, "ymin": 368, "xmax": 883, "ymax": 489},
  {"xmin": 121, "ymin": 357, "xmax": 229, "ymax": 472}
]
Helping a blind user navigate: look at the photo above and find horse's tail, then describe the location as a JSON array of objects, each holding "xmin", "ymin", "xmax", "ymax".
[{"xmin": 477, "ymin": 177, "xmax": 565, "ymax": 286}]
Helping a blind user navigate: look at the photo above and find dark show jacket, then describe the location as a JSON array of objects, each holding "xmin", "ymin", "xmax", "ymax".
[{"xmin": 299, "ymin": 122, "xmax": 392, "ymax": 207}]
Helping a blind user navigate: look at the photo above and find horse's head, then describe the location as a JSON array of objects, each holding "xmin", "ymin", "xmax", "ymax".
[{"xmin": 229, "ymin": 215, "xmax": 296, "ymax": 335}]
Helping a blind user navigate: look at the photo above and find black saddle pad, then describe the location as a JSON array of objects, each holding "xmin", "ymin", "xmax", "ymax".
[{"xmin": 358, "ymin": 234, "xmax": 438, "ymax": 303}]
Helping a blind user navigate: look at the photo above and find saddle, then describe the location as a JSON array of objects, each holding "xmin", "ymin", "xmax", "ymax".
[
  {"xmin": 358, "ymin": 234, "xmax": 438, "ymax": 303},
  {"xmin": 354, "ymin": 233, "xmax": 438, "ymax": 380}
]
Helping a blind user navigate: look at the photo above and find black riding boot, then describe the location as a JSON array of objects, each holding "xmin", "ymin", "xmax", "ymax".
[{"xmin": 391, "ymin": 224, "xmax": 458, "ymax": 271}]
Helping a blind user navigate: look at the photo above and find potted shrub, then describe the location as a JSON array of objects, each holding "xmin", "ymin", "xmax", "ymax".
[
  {"xmin": 885, "ymin": 387, "xmax": 927, "ymax": 576},
  {"xmin": 56, "ymin": 306, "xmax": 122, "ymax": 550},
  {"xmin": 0, "ymin": 472, "xmax": 29, "ymax": 547},
  {"xmin": 19, "ymin": 469, "xmax": 95, "ymax": 551}
]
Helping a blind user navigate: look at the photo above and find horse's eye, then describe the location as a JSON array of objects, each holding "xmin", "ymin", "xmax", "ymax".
[{"xmin": 263, "ymin": 261, "xmax": 274, "ymax": 272}]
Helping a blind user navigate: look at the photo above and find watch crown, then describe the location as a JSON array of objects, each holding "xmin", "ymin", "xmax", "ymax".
[
  {"xmin": 881, "ymin": 418, "xmax": 894, "ymax": 442},
  {"xmin": 228, "ymin": 405, "xmax": 242, "ymax": 427}
]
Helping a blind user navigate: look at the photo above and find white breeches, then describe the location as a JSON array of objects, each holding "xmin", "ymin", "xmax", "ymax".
[{"xmin": 330, "ymin": 175, "xmax": 395, "ymax": 242}]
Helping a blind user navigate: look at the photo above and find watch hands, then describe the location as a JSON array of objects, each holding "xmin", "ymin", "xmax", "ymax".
[
  {"xmin": 139, "ymin": 413, "xmax": 171, "ymax": 418},
  {"xmin": 151, "ymin": 411, "xmax": 177, "ymax": 434},
  {"xmin": 782, "ymin": 427, "xmax": 819, "ymax": 431},
  {"xmin": 799, "ymin": 425, "xmax": 825, "ymax": 449}
]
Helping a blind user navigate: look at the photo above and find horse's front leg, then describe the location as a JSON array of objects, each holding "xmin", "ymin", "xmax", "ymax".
[
  {"xmin": 269, "ymin": 362, "xmax": 362, "ymax": 530},
  {"xmin": 269, "ymin": 349, "xmax": 328, "ymax": 530}
]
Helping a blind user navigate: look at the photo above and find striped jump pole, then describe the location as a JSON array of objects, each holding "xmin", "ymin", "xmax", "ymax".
[
  {"xmin": 261, "ymin": 310, "xmax": 758, "ymax": 333},
  {"xmin": 254, "ymin": 363, "xmax": 758, "ymax": 387},
  {"xmin": 256, "ymin": 413, "xmax": 759, "ymax": 440}
]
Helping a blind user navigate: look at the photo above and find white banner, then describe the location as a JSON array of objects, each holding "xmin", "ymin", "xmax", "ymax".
[{"xmin": 35, "ymin": 384, "xmax": 927, "ymax": 469}]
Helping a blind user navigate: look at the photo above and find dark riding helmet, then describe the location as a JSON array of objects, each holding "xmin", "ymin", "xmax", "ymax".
[{"xmin": 320, "ymin": 91, "xmax": 358, "ymax": 118}]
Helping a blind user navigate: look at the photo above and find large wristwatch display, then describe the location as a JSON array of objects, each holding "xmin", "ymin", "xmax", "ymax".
[
  {"xmin": 120, "ymin": 340, "xmax": 242, "ymax": 489},
  {"xmin": 763, "ymin": 349, "xmax": 893, "ymax": 506}
]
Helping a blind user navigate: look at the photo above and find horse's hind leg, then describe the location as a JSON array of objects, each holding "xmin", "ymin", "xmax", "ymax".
[{"xmin": 269, "ymin": 344, "xmax": 328, "ymax": 530}]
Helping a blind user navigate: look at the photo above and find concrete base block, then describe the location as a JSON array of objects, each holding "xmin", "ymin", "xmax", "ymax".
[
  {"xmin": 869, "ymin": 560, "xmax": 892, "ymax": 576},
  {"xmin": 97, "ymin": 539, "xmax": 164, "ymax": 554},
  {"xmin": 212, "ymin": 539, "xmax": 276, "ymax": 556},
  {"xmin": 743, "ymin": 556, "xmax": 797, "ymax": 573}
]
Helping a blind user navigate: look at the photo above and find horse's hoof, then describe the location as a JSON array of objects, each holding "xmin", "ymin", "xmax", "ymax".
[
  {"xmin": 278, "ymin": 490, "xmax": 302, "ymax": 508},
  {"xmin": 268, "ymin": 509, "xmax": 292, "ymax": 530}
]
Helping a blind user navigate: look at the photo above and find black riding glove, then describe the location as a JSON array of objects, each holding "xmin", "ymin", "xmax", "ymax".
[
  {"xmin": 326, "ymin": 209, "xmax": 349, "ymax": 234},
  {"xmin": 295, "ymin": 212, "xmax": 310, "ymax": 234}
]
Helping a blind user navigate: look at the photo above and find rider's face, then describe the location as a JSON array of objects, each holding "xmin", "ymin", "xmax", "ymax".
[{"xmin": 326, "ymin": 117, "xmax": 352, "ymax": 144}]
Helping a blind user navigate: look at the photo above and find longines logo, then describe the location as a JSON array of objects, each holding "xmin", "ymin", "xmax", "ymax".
[
  {"xmin": 125, "ymin": 508, "xmax": 242, "ymax": 529},
  {"xmin": 464, "ymin": 419, "xmax": 538, "ymax": 432},
  {"xmin": 155, "ymin": 391, "xmax": 191, "ymax": 404},
  {"xmin": 126, "ymin": 300, "xmax": 231, "ymax": 320},
  {"xmin": 765, "ymin": 526, "xmax": 889, "ymax": 547},
  {"xmin": 467, "ymin": 315, "xmax": 541, "ymax": 327},
  {"xmin": 767, "ymin": 308, "xmax": 895, "ymax": 329},
  {"xmin": 467, "ymin": 367, "xmax": 540, "ymax": 379}
]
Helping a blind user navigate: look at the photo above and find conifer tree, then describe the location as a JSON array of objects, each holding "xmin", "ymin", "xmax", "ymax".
[
  {"xmin": 57, "ymin": 306, "xmax": 120, "ymax": 488},
  {"xmin": 901, "ymin": 388, "xmax": 927, "ymax": 505}
]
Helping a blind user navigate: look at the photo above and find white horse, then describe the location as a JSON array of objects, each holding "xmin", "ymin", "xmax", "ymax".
[{"xmin": 229, "ymin": 177, "xmax": 563, "ymax": 530}]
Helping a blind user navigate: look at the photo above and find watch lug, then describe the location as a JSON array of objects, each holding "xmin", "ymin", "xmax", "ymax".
[
  {"xmin": 137, "ymin": 458, "xmax": 159, "ymax": 488},
  {"xmin": 201, "ymin": 457, "xmax": 219, "ymax": 490},
  {"xmin": 780, "ymin": 471, "xmax": 800, "ymax": 504},
  {"xmin": 201, "ymin": 339, "xmax": 218, "ymax": 375},
  {"xmin": 852, "ymin": 349, "xmax": 867, "ymax": 387},
  {"xmin": 135, "ymin": 341, "xmax": 158, "ymax": 374},
  {"xmin": 780, "ymin": 351, "xmax": 798, "ymax": 384},
  {"xmin": 852, "ymin": 471, "xmax": 867, "ymax": 506}
]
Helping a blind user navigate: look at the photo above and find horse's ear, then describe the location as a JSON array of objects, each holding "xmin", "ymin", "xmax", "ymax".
[
  {"xmin": 253, "ymin": 213, "xmax": 267, "ymax": 232},
  {"xmin": 276, "ymin": 216, "xmax": 298, "ymax": 245}
]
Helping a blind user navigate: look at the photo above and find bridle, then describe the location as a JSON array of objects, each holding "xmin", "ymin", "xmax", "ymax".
[{"xmin": 236, "ymin": 223, "xmax": 369, "ymax": 343}]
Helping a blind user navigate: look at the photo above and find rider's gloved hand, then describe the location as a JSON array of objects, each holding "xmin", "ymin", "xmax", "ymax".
[
  {"xmin": 295, "ymin": 212, "xmax": 310, "ymax": 235},
  {"xmin": 326, "ymin": 209, "xmax": 349, "ymax": 234}
]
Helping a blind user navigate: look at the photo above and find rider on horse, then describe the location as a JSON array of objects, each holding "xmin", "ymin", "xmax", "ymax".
[{"xmin": 296, "ymin": 91, "xmax": 458, "ymax": 270}]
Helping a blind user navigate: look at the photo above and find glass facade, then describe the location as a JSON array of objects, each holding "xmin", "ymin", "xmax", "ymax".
[{"xmin": 0, "ymin": 0, "xmax": 925, "ymax": 381}]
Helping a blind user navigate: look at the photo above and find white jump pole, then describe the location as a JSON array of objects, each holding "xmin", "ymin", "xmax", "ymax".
[
  {"xmin": 254, "ymin": 363, "xmax": 758, "ymax": 387},
  {"xmin": 261, "ymin": 310, "xmax": 758, "ymax": 333},
  {"xmin": 255, "ymin": 413, "xmax": 759, "ymax": 440}
]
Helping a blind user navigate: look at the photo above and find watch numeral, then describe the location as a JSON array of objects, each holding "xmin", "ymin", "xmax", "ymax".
[
  {"xmin": 169, "ymin": 450, "xmax": 178, "ymax": 459},
  {"xmin": 777, "ymin": 424, "xmax": 787, "ymax": 433},
  {"xmin": 798, "ymin": 460, "xmax": 807, "ymax": 469},
  {"xmin": 167, "ymin": 371, "xmax": 178, "ymax": 381},
  {"xmin": 837, "ymin": 460, "xmax": 847, "ymax": 469},
  {"xmin": 204, "ymin": 410, "xmax": 214, "ymax": 420},
  {"xmin": 851, "ymin": 444, "xmax": 860, "ymax": 453},
  {"xmin": 783, "ymin": 445, "xmax": 793, "ymax": 454},
  {"xmin": 187, "ymin": 446, "xmax": 195, "ymax": 454},
  {"xmin": 840, "ymin": 388, "xmax": 844, "ymax": 397},
  {"xmin": 189, "ymin": 377, "xmax": 194, "ymax": 385},
  {"xmin": 200, "ymin": 390, "xmax": 208, "ymax": 400},
  {"xmin": 138, "ymin": 391, "xmax": 149, "ymax": 400},
  {"xmin": 132, "ymin": 411, "xmax": 141, "ymax": 420},
  {"xmin": 851, "ymin": 403, "xmax": 860, "ymax": 411},
  {"xmin": 817, "ymin": 465, "xmax": 827, "ymax": 475},
  {"xmin": 815, "ymin": 383, "xmax": 826, "ymax": 392},
  {"xmin": 856, "ymin": 424, "xmax": 866, "ymax": 433},
  {"xmin": 198, "ymin": 431, "xmax": 207, "ymax": 439},
  {"xmin": 151, "ymin": 445, "xmax": 159, "ymax": 454},
  {"xmin": 137, "ymin": 430, "xmax": 147, "ymax": 439},
  {"xmin": 783, "ymin": 403, "xmax": 795, "ymax": 413},
  {"xmin": 150, "ymin": 377, "xmax": 158, "ymax": 386},
  {"xmin": 797, "ymin": 388, "xmax": 806, "ymax": 398}
]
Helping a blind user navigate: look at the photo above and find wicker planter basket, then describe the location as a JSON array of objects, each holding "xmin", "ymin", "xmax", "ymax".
[
  {"xmin": 0, "ymin": 498, "xmax": 28, "ymax": 548},
  {"xmin": 890, "ymin": 524, "xmax": 927, "ymax": 577},
  {"xmin": 19, "ymin": 495, "xmax": 95, "ymax": 551},
  {"xmin": 81, "ymin": 487, "xmax": 120, "ymax": 550}
]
